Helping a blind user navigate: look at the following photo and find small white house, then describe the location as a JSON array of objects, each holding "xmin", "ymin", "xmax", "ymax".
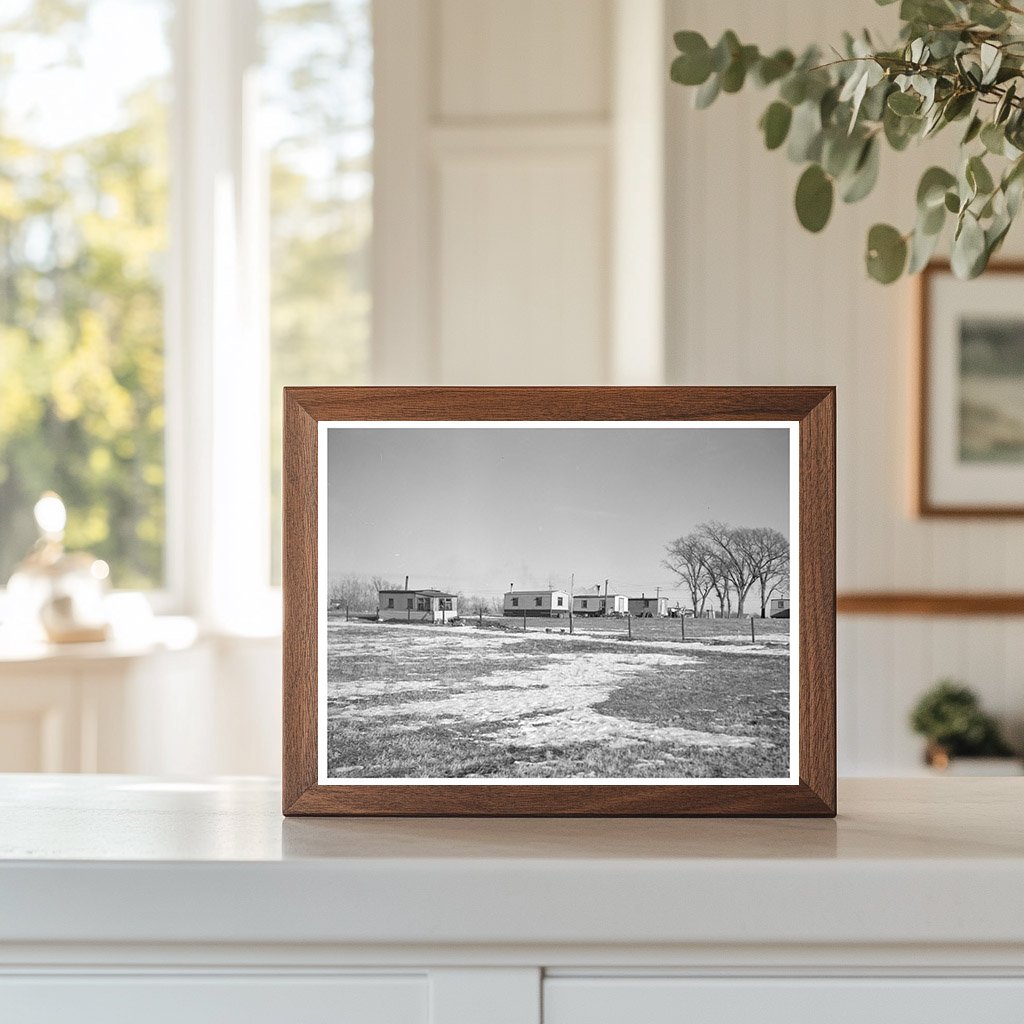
[
  {"xmin": 503, "ymin": 590, "xmax": 570, "ymax": 618},
  {"xmin": 770, "ymin": 597, "xmax": 791, "ymax": 617},
  {"xmin": 572, "ymin": 593, "xmax": 627, "ymax": 616},
  {"xmin": 628, "ymin": 595, "xmax": 669, "ymax": 618},
  {"xmin": 379, "ymin": 589, "xmax": 457, "ymax": 623}
]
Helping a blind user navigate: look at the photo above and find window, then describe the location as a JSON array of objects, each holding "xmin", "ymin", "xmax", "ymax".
[
  {"xmin": 581, "ymin": 599, "xmax": 588, "ymax": 608},
  {"xmin": 406, "ymin": 598, "xmax": 413, "ymax": 609},
  {"xmin": 442, "ymin": 598, "xmax": 451, "ymax": 610},
  {"xmin": 387, "ymin": 597, "xmax": 393, "ymax": 608},
  {"xmin": 416, "ymin": 598, "xmax": 427, "ymax": 611},
  {"xmin": 0, "ymin": 0, "xmax": 373, "ymax": 621},
  {"xmin": 556, "ymin": 596, "xmax": 563, "ymax": 607},
  {"xmin": 0, "ymin": 0, "xmax": 172, "ymax": 588},
  {"xmin": 535, "ymin": 597, "xmax": 542, "ymax": 607},
  {"xmin": 263, "ymin": 0, "xmax": 372, "ymax": 582},
  {"xmin": 511, "ymin": 597, "xmax": 518, "ymax": 607}
]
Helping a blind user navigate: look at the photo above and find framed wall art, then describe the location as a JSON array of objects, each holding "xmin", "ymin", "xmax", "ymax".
[
  {"xmin": 282, "ymin": 387, "xmax": 836, "ymax": 816},
  {"xmin": 918, "ymin": 261, "xmax": 1024, "ymax": 517}
]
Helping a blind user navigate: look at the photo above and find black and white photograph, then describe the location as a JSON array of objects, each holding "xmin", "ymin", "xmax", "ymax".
[{"xmin": 318, "ymin": 422, "xmax": 797, "ymax": 784}]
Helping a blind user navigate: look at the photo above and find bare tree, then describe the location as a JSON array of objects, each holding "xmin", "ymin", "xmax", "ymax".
[
  {"xmin": 329, "ymin": 574, "xmax": 395, "ymax": 612},
  {"xmin": 663, "ymin": 534, "xmax": 714, "ymax": 616},
  {"xmin": 699, "ymin": 521, "xmax": 757, "ymax": 616},
  {"xmin": 460, "ymin": 593, "xmax": 497, "ymax": 618},
  {"xmin": 745, "ymin": 527, "xmax": 790, "ymax": 617}
]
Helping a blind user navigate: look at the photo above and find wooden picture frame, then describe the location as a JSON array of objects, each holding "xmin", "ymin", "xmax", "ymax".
[
  {"xmin": 917, "ymin": 260, "xmax": 1024, "ymax": 517},
  {"xmin": 283, "ymin": 387, "xmax": 836, "ymax": 817}
]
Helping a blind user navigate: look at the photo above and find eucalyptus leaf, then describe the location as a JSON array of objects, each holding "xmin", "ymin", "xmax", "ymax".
[
  {"xmin": 866, "ymin": 223, "xmax": 908, "ymax": 283},
  {"xmin": 917, "ymin": 166, "xmax": 957, "ymax": 210},
  {"xmin": 970, "ymin": 2, "xmax": 1009, "ymax": 29},
  {"xmin": 967, "ymin": 154, "xmax": 995, "ymax": 195},
  {"xmin": 888, "ymin": 90, "xmax": 921, "ymax": 115},
  {"xmin": 787, "ymin": 101, "xmax": 823, "ymax": 162},
  {"xmin": 951, "ymin": 212, "xmax": 987, "ymax": 278},
  {"xmin": 721, "ymin": 44, "xmax": 759, "ymax": 92},
  {"xmin": 842, "ymin": 137, "xmax": 881, "ymax": 203},
  {"xmin": 962, "ymin": 115, "xmax": 983, "ymax": 145},
  {"xmin": 795, "ymin": 164, "xmax": 834, "ymax": 232},
  {"xmin": 779, "ymin": 74, "xmax": 807, "ymax": 106},
  {"xmin": 754, "ymin": 49, "xmax": 795, "ymax": 87},
  {"xmin": 908, "ymin": 222, "xmax": 943, "ymax": 273},
  {"xmin": 710, "ymin": 31, "xmax": 740, "ymax": 73},
  {"xmin": 981, "ymin": 121, "xmax": 1006, "ymax": 155},
  {"xmin": 980, "ymin": 42, "xmax": 1003, "ymax": 86},
  {"xmin": 996, "ymin": 82, "xmax": 1017, "ymax": 124},
  {"xmin": 694, "ymin": 73, "xmax": 721, "ymax": 109},
  {"xmin": 760, "ymin": 102, "xmax": 793, "ymax": 150}
]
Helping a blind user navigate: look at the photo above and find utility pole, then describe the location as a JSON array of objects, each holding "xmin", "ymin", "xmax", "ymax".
[
  {"xmin": 604, "ymin": 578, "xmax": 608, "ymax": 615},
  {"xmin": 569, "ymin": 572, "xmax": 575, "ymax": 635}
]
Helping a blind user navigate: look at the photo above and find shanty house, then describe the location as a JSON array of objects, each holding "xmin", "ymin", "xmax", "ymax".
[
  {"xmin": 770, "ymin": 597, "xmax": 791, "ymax": 617},
  {"xmin": 379, "ymin": 589, "xmax": 457, "ymax": 623},
  {"xmin": 572, "ymin": 593, "xmax": 627, "ymax": 616},
  {"xmin": 503, "ymin": 590, "xmax": 570, "ymax": 618},
  {"xmin": 628, "ymin": 595, "xmax": 669, "ymax": 617}
]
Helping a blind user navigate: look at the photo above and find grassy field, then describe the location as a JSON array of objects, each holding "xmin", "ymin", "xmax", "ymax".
[{"xmin": 326, "ymin": 614, "xmax": 791, "ymax": 780}]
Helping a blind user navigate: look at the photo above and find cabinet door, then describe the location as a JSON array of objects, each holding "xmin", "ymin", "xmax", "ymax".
[
  {"xmin": 544, "ymin": 977, "xmax": 1024, "ymax": 1024},
  {"xmin": 0, "ymin": 974, "xmax": 428, "ymax": 1024}
]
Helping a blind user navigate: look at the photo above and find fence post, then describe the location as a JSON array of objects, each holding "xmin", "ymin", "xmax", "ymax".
[
  {"xmin": 523, "ymin": 614, "xmax": 527, "ymax": 633},
  {"xmin": 627, "ymin": 614, "xmax": 632, "ymax": 640},
  {"xmin": 750, "ymin": 616, "xmax": 755, "ymax": 642},
  {"xmin": 346, "ymin": 606, "xmax": 349, "ymax": 622},
  {"xmin": 479, "ymin": 609, "xmax": 483, "ymax": 627},
  {"xmin": 681, "ymin": 616, "xmax": 685, "ymax": 641}
]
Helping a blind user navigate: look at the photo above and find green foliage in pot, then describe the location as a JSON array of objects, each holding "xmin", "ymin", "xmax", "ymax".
[
  {"xmin": 670, "ymin": 0, "xmax": 1024, "ymax": 283},
  {"xmin": 909, "ymin": 679, "xmax": 1015, "ymax": 757}
]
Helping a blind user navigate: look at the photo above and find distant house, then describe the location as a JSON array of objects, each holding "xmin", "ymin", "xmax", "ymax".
[
  {"xmin": 628, "ymin": 595, "xmax": 669, "ymax": 618},
  {"xmin": 503, "ymin": 590, "xmax": 570, "ymax": 618},
  {"xmin": 770, "ymin": 597, "xmax": 791, "ymax": 618},
  {"xmin": 379, "ymin": 589, "xmax": 457, "ymax": 623},
  {"xmin": 572, "ymin": 593, "xmax": 627, "ymax": 616}
]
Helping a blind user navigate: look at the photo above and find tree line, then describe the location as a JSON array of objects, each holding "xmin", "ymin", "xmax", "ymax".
[{"xmin": 663, "ymin": 521, "xmax": 789, "ymax": 619}]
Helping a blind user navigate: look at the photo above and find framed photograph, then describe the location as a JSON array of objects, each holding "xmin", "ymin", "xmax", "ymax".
[
  {"xmin": 283, "ymin": 387, "xmax": 835, "ymax": 816},
  {"xmin": 918, "ymin": 261, "xmax": 1024, "ymax": 516}
]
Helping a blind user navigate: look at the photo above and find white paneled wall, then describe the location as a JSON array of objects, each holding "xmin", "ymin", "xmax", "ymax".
[
  {"xmin": 374, "ymin": 0, "xmax": 665, "ymax": 386},
  {"xmin": 666, "ymin": 0, "xmax": 1024, "ymax": 772}
]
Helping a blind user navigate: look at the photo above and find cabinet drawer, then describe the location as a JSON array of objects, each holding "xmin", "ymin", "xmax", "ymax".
[
  {"xmin": 544, "ymin": 977, "xmax": 1024, "ymax": 1024},
  {"xmin": 0, "ymin": 974, "xmax": 428, "ymax": 1024}
]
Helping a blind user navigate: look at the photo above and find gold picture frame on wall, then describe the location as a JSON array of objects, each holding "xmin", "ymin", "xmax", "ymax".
[{"xmin": 917, "ymin": 260, "xmax": 1024, "ymax": 518}]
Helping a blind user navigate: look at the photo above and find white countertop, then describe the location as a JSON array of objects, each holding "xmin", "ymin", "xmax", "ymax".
[{"xmin": 2, "ymin": 775, "xmax": 1022, "ymax": 951}]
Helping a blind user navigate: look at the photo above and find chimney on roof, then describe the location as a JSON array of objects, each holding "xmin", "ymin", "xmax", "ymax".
[{"xmin": 404, "ymin": 575, "xmax": 409, "ymax": 591}]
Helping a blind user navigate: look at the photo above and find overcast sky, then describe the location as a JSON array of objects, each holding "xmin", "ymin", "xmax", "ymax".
[{"xmin": 326, "ymin": 426, "xmax": 791, "ymax": 601}]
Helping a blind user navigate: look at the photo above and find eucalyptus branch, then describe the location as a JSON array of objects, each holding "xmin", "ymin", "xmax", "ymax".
[{"xmin": 670, "ymin": 0, "xmax": 1024, "ymax": 283}]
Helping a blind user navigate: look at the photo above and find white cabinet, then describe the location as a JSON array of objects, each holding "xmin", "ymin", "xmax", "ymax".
[
  {"xmin": 544, "ymin": 978, "xmax": 1024, "ymax": 1024},
  {"xmin": 1, "ymin": 778, "xmax": 1022, "ymax": 1024}
]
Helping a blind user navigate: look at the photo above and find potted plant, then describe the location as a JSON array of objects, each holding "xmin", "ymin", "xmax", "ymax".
[
  {"xmin": 909, "ymin": 680, "xmax": 1019, "ymax": 772},
  {"xmin": 670, "ymin": 0, "xmax": 1024, "ymax": 283}
]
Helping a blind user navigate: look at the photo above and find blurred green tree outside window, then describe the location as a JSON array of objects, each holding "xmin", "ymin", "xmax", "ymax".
[
  {"xmin": 263, "ymin": 0, "xmax": 372, "ymax": 583},
  {"xmin": 0, "ymin": 0, "xmax": 171, "ymax": 589},
  {"xmin": 0, "ymin": 0, "xmax": 372, "ymax": 593}
]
